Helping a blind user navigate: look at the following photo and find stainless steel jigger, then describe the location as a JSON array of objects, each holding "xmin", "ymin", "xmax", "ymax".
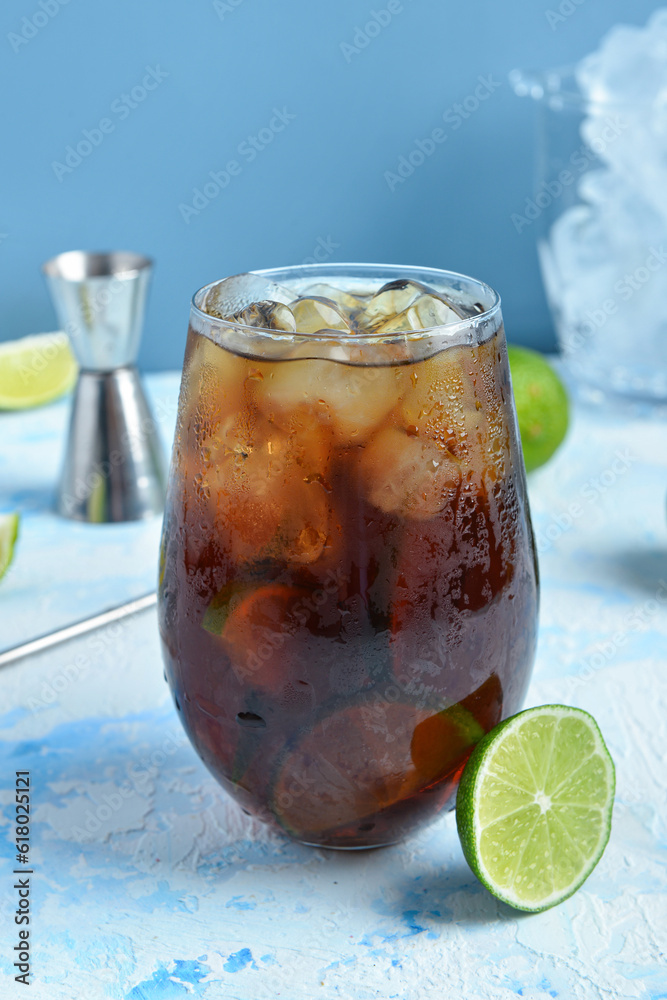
[{"xmin": 42, "ymin": 250, "xmax": 166, "ymax": 523}]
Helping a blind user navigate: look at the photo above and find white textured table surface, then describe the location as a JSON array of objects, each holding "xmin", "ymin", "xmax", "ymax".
[{"xmin": 1, "ymin": 373, "xmax": 666, "ymax": 1000}]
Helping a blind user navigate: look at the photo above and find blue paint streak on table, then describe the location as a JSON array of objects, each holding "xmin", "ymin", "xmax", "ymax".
[{"xmin": 0, "ymin": 373, "xmax": 666, "ymax": 999}]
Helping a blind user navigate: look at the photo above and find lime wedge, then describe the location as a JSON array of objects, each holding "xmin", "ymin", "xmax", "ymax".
[
  {"xmin": 0, "ymin": 513, "xmax": 20, "ymax": 581},
  {"xmin": 456, "ymin": 704, "xmax": 615, "ymax": 912},
  {"xmin": 0, "ymin": 332, "xmax": 77, "ymax": 409},
  {"xmin": 507, "ymin": 346, "xmax": 569, "ymax": 472}
]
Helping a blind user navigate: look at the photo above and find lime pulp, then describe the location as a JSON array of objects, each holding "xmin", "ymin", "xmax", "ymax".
[
  {"xmin": 456, "ymin": 704, "xmax": 615, "ymax": 912},
  {"xmin": 0, "ymin": 333, "xmax": 77, "ymax": 410}
]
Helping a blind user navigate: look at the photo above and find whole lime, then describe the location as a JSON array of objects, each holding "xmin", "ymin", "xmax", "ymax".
[{"xmin": 507, "ymin": 345, "xmax": 569, "ymax": 472}]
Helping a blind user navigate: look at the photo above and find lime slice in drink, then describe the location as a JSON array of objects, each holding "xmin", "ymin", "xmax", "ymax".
[
  {"xmin": 0, "ymin": 332, "xmax": 77, "ymax": 409},
  {"xmin": 507, "ymin": 345, "xmax": 569, "ymax": 472},
  {"xmin": 272, "ymin": 701, "xmax": 431, "ymax": 839},
  {"xmin": 410, "ymin": 703, "xmax": 485, "ymax": 783},
  {"xmin": 0, "ymin": 513, "xmax": 20, "ymax": 581},
  {"xmin": 456, "ymin": 704, "xmax": 615, "ymax": 912}
]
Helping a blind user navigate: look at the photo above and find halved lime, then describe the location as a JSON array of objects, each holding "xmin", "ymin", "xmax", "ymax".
[
  {"xmin": 0, "ymin": 513, "xmax": 20, "ymax": 581},
  {"xmin": 456, "ymin": 704, "xmax": 615, "ymax": 912},
  {"xmin": 507, "ymin": 345, "xmax": 569, "ymax": 472},
  {"xmin": 0, "ymin": 332, "xmax": 77, "ymax": 409}
]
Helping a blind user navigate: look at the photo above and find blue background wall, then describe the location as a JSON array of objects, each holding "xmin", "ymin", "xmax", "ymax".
[{"xmin": 0, "ymin": 0, "xmax": 660, "ymax": 370}]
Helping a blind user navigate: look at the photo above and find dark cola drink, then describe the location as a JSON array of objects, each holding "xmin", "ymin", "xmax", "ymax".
[{"xmin": 159, "ymin": 266, "xmax": 539, "ymax": 848}]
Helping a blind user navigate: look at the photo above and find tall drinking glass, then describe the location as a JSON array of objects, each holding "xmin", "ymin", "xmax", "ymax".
[{"xmin": 159, "ymin": 264, "xmax": 539, "ymax": 849}]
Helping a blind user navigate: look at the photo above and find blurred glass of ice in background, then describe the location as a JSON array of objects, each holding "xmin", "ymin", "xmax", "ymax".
[{"xmin": 511, "ymin": 9, "xmax": 667, "ymax": 404}]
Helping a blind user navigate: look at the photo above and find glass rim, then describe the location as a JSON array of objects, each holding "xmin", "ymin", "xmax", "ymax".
[
  {"xmin": 190, "ymin": 262, "xmax": 502, "ymax": 345},
  {"xmin": 510, "ymin": 65, "xmax": 652, "ymax": 112}
]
